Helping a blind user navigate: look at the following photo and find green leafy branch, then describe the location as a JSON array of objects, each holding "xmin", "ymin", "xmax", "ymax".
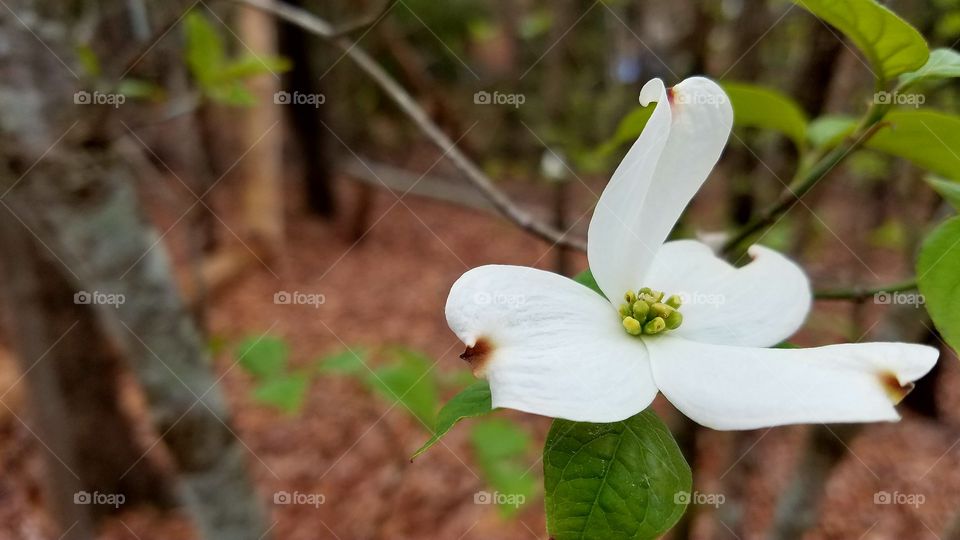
[
  {"xmin": 184, "ymin": 10, "xmax": 291, "ymax": 106},
  {"xmin": 317, "ymin": 347, "xmax": 537, "ymax": 518},
  {"xmin": 814, "ymin": 279, "xmax": 919, "ymax": 301}
]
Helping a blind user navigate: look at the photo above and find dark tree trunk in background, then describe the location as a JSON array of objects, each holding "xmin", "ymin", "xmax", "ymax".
[
  {"xmin": 791, "ymin": 19, "xmax": 844, "ymax": 117},
  {"xmin": 786, "ymin": 17, "xmax": 843, "ymax": 257},
  {"xmin": 682, "ymin": 0, "xmax": 712, "ymax": 75},
  {"xmin": 279, "ymin": 0, "xmax": 336, "ymax": 218}
]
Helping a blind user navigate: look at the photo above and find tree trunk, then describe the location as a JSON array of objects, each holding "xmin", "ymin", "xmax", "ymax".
[
  {"xmin": 770, "ymin": 425, "xmax": 861, "ymax": 540},
  {"xmin": 0, "ymin": 1, "xmax": 269, "ymax": 537},
  {"xmin": 279, "ymin": 0, "xmax": 336, "ymax": 218},
  {"xmin": 238, "ymin": 3, "xmax": 285, "ymax": 256},
  {"xmin": 0, "ymin": 211, "xmax": 97, "ymax": 540}
]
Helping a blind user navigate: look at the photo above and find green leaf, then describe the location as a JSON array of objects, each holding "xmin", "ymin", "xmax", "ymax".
[
  {"xmin": 117, "ymin": 78, "xmax": 163, "ymax": 101},
  {"xmin": 412, "ymin": 380, "xmax": 493, "ymax": 459},
  {"xmin": 721, "ymin": 82, "xmax": 808, "ymax": 149},
  {"xmin": 470, "ymin": 418, "xmax": 535, "ymax": 518},
  {"xmin": 369, "ymin": 348, "xmax": 439, "ymax": 426},
  {"xmin": 317, "ymin": 348, "xmax": 368, "ymax": 376},
  {"xmin": 936, "ymin": 12, "xmax": 960, "ymax": 42},
  {"xmin": 864, "ymin": 110, "xmax": 960, "ymax": 180},
  {"xmin": 573, "ymin": 268, "xmax": 604, "ymax": 297},
  {"xmin": 184, "ymin": 11, "xmax": 226, "ymax": 87},
  {"xmin": 918, "ymin": 216, "xmax": 960, "ymax": 355},
  {"xmin": 926, "ymin": 176, "xmax": 960, "ymax": 211},
  {"xmin": 595, "ymin": 105, "xmax": 654, "ymax": 157},
  {"xmin": 252, "ymin": 373, "xmax": 309, "ymax": 413},
  {"xmin": 807, "ymin": 115, "xmax": 857, "ymax": 148},
  {"xmin": 544, "ymin": 410, "xmax": 691, "ymax": 540},
  {"xmin": 206, "ymin": 81, "xmax": 257, "ymax": 106},
  {"xmin": 76, "ymin": 45, "xmax": 100, "ymax": 77},
  {"xmin": 236, "ymin": 336, "xmax": 288, "ymax": 379},
  {"xmin": 220, "ymin": 54, "xmax": 292, "ymax": 81},
  {"xmin": 792, "ymin": 0, "xmax": 928, "ymax": 82},
  {"xmin": 208, "ymin": 333, "xmax": 229, "ymax": 357},
  {"xmin": 868, "ymin": 219, "xmax": 906, "ymax": 250},
  {"xmin": 899, "ymin": 48, "xmax": 960, "ymax": 88}
]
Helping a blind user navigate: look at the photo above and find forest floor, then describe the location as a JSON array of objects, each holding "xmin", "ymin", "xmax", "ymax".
[{"xmin": 1, "ymin": 158, "xmax": 960, "ymax": 539}]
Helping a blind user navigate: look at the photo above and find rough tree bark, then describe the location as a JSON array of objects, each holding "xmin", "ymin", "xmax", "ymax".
[
  {"xmin": 0, "ymin": 226, "xmax": 179, "ymax": 520},
  {"xmin": 0, "ymin": 1, "xmax": 269, "ymax": 538},
  {"xmin": 0, "ymin": 210, "xmax": 96, "ymax": 540}
]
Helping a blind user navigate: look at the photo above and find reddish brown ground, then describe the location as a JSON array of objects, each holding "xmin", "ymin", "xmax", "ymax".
[{"xmin": 2, "ymin": 160, "xmax": 959, "ymax": 539}]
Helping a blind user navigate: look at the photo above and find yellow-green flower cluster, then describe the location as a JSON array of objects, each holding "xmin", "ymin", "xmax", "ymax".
[{"xmin": 619, "ymin": 287, "xmax": 683, "ymax": 336}]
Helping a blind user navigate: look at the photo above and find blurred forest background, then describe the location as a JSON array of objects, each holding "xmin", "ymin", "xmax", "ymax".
[{"xmin": 0, "ymin": 0, "xmax": 959, "ymax": 539}]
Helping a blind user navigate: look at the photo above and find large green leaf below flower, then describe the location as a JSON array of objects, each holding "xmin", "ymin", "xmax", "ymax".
[{"xmin": 544, "ymin": 410, "xmax": 691, "ymax": 540}]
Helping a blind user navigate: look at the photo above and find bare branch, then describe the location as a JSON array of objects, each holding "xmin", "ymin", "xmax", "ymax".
[
  {"xmin": 327, "ymin": 0, "xmax": 398, "ymax": 38},
  {"xmin": 721, "ymin": 110, "xmax": 889, "ymax": 255},
  {"xmin": 235, "ymin": 0, "xmax": 588, "ymax": 252},
  {"xmin": 814, "ymin": 278, "xmax": 917, "ymax": 301}
]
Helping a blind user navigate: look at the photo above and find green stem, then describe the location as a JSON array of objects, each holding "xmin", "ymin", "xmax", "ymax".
[
  {"xmin": 721, "ymin": 102, "xmax": 891, "ymax": 255},
  {"xmin": 814, "ymin": 278, "xmax": 917, "ymax": 301}
]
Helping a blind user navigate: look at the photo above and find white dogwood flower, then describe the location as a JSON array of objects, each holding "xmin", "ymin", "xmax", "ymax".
[{"xmin": 445, "ymin": 76, "xmax": 938, "ymax": 429}]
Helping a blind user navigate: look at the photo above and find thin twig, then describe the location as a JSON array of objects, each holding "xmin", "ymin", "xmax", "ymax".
[
  {"xmin": 721, "ymin": 106, "xmax": 890, "ymax": 255},
  {"xmin": 328, "ymin": 0, "xmax": 398, "ymax": 38},
  {"xmin": 814, "ymin": 278, "xmax": 918, "ymax": 301},
  {"xmin": 234, "ymin": 0, "xmax": 588, "ymax": 252}
]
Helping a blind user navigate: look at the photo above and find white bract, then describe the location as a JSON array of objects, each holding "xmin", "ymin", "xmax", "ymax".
[{"xmin": 445, "ymin": 76, "xmax": 939, "ymax": 429}]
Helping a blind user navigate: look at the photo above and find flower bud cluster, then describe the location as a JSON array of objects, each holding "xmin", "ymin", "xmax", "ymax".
[{"xmin": 619, "ymin": 288, "xmax": 683, "ymax": 336}]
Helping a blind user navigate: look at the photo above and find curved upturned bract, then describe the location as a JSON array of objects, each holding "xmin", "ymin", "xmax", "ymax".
[{"xmin": 587, "ymin": 77, "xmax": 733, "ymax": 304}]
